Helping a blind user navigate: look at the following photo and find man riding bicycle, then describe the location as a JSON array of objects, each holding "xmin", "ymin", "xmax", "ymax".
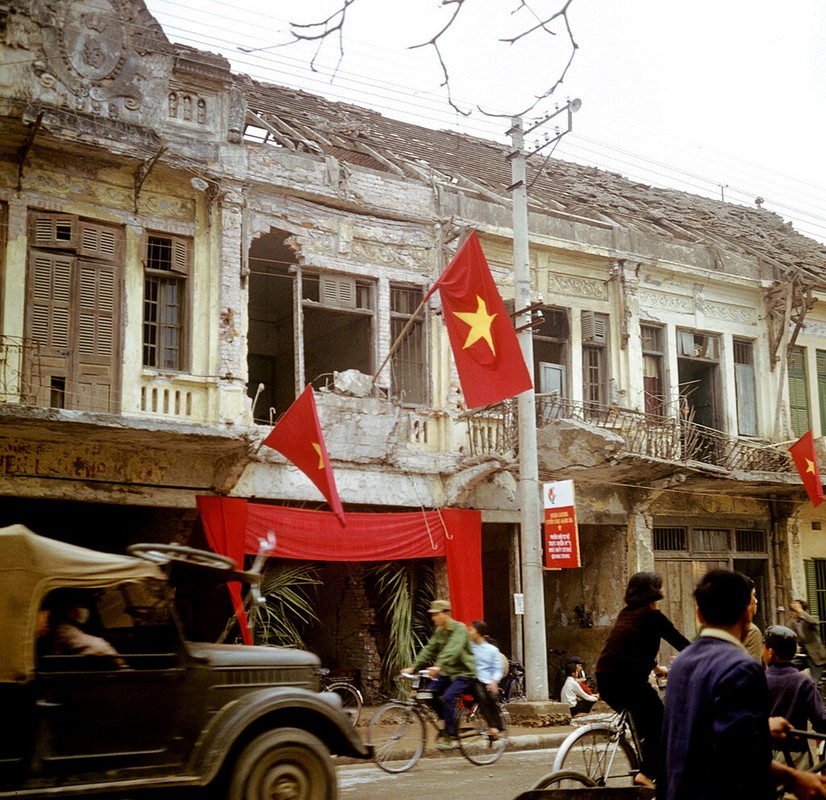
[{"xmin": 405, "ymin": 599, "xmax": 475, "ymax": 750}]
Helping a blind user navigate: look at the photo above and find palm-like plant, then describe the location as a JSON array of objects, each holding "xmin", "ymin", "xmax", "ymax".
[
  {"xmin": 248, "ymin": 560, "xmax": 322, "ymax": 649},
  {"xmin": 370, "ymin": 561, "xmax": 436, "ymax": 694}
]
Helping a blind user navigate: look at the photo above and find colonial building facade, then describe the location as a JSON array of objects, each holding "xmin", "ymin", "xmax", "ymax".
[{"xmin": 2, "ymin": 0, "xmax": 826, "ymax": 692}]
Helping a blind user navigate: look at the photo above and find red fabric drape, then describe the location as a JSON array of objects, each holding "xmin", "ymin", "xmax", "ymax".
[
  {"xmin": 196, "ymin": 497, "xmax": 483, "ymax": 625},
  {"xmin": 197, "ymin": 496, "xmax": 251, "ymax": 644}
]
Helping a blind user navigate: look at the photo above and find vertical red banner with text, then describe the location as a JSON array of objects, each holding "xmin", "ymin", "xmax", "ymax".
[{"xmin": 543, "ymin": 480, "xmax": 581, "ymax": 569}]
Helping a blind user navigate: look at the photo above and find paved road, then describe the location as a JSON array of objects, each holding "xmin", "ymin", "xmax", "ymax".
[{"xmin": 338, "ymin": 746, "xmax": 560, "ymax": 799}]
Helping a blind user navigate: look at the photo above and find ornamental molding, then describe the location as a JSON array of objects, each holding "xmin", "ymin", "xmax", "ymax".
[
  {"xmin": 639, "ymin": 289, "xmax": 693, "ymax": 314},
  {"xmin": 703, "ymin": 300, "xmax": 757, "ymax": 326},
  {"xmin": 546, "ymin": 272, "xmax": 608, "ymax": 301}
]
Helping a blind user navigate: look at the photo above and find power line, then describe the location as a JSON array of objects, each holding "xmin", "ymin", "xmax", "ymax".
[{"xmin": 134, "ymin": 1, "xmax": 826, "ymax": 244}]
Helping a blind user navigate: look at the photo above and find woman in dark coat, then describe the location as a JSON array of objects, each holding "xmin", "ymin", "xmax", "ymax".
[{"xmin": 595, "ymin": 571, "xmax": 690, "ymax": 788}]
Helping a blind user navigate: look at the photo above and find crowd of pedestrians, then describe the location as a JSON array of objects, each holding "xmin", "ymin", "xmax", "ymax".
[{"xmin": 576, "ymin": 569, "xmax": 826, "ymax": 799}]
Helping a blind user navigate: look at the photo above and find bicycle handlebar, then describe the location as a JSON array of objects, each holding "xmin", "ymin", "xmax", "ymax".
[{"xmin": 788, "ymin": 729, "xmax": 826, "ymax": 741}]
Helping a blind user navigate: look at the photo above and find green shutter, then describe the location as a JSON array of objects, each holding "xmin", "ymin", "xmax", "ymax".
[{"xmin": 788, "ymin": 347, "xmax": 810, "ymax": 436}]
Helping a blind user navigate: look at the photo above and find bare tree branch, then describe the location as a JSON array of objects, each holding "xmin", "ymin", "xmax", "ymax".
[{"xmin": 280, "ymin": 0, "xmax": 578, "ymax": 120}]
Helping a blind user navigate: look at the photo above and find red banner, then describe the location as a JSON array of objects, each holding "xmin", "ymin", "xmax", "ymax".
[
  {"xmin": 543, "ymin": 480, "xmax": 581, "ymax": 569},
  {"xmin": 196, "ymin": 497, "xmax": 484, "ymax": 625}
]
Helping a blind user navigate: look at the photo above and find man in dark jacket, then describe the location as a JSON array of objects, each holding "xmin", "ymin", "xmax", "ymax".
[
  {"xmin": 406, "ymin": 599, "xmax": 475, "ymax": 749},
  {"xmin": 660, "ymin": 569, "xmax": 826, "ymax": 800}
]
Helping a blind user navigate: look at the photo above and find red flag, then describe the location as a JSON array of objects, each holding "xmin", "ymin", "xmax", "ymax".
[
  {"xmin": 789, "ymin": 430, "xmax": 824, "ymax": 508},
  {"xmin": 262, "ymin": 385, "xmax": 346, "ymax": 525},
  {"xmin": 425, "ymin": 231, "xmax": 533, "ymax": 408}
]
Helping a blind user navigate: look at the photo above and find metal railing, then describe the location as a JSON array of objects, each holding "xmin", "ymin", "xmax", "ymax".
[
  {"xmin": 0, "ymin": 336, "xmax": 40, "ymax": 404},
  {"xmin": 463, "ymin": 394, "xmax": 795, "ymax": 475}
]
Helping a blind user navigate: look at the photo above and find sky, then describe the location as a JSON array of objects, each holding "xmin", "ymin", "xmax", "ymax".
[{"xmin": 144, "ymin": 0, "xmax": 826, "ymax": 244}]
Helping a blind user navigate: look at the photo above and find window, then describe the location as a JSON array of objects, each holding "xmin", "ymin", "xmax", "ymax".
[
  {"xmin": 677, "ymin": 329, "xmax": 721, "ymax": 431},
  {"xmin": 734, "ymin": 339, "xmax": 757, "ymax": 436},
  {"xmin": 788, "ymin": 346, "xmax": 810, "ymax": 437},
  {"xmin": 641, "ymin": 324, "xmax": 665, "ymax": 416},
  {"xmin": 805, "ymin": 559, "xmax": 826, "ymax": 643},
  {"xmin": 534, "ymin": 306, "xmax": 569, "ymax": 397},
  {"xmin": 302, "ymin": 271, "xmax": 374, "ymax": 389},
  {"xmin": 582, "ymin": 311, "xmax": 609, "ymax": 405},
  {"xmin": 143, "ymin": 234, "xmax": 190, "ymax": 371},
  {"xmin": 390, "ymin": 284, "xmax": 427, "ymax": 405},
  {"xmin": 25, "ymin": 212, "xmax": 122, "ymax": 412}
]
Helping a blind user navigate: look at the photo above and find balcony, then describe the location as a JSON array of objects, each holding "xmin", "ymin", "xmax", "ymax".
[{"xmin": 463, "ymin": 394, "xmax": 795, "ymax": 475}]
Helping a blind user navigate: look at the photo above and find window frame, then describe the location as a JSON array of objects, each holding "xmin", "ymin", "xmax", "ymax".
[{"xmin": 142, "ymin": 233, "xmax": 191, "ymax": 373}]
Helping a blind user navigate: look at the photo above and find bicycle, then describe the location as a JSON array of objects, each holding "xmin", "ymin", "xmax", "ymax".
[
  {"xmin": 500, "ymin": 659, "xmax": 526, "ymax": 702},
  {"xmin": 367, "ymin": 670, "xmax": 509, "ymax": 772},
  {"xmin": 550, "ymin": 708, "xmax": 642, "ymax": 787},
  {"xmin": 319, "ymin": 668, "xmax": 363, "ymax": 726}
]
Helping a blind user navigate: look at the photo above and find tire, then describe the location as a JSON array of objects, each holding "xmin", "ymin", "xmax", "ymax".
[
  {"xmin": 367, "ymin": 702, "xmax": 425, "ymax": 773},
  {"xmin": 552, "ymin": 723, "xmax": 639, "ymax": 787},
  {"xmin": 505, "ymin": 673, "xmax": 525, "ymax": 702},
  {"xmin": 228, "ymin": 728, "xmax": 336, "ymax": 800},
  {"xmin": 532, "ymin": 770, "xmax": 598, "ymax": 789},
  {"xmin": 455, "ymin": 701, "xmax": 507, "ymax": 766},
  {"xmin": 327, "ymin": 681, "xmax": 362, "ymax": 726}
]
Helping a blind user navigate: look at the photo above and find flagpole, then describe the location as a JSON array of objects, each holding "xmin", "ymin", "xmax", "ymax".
[
  {"xmin": 508, "ymin": 116, "xmax": 549, "ymax": 701},
  {"xmin": 372, "ymin": 229, "xmax": 477, "ymax": 389}
]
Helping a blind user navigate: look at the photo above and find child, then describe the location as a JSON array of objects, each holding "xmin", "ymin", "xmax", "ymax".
[{"xmin": 561, "ymin": 660, "xmax": 599, "ymax": 717}]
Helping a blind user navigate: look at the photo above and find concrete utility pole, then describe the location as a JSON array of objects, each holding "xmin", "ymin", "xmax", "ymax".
[
  {"xmin": 507, "ymin": 101, "xmax": 580, "ymax": 701},
  {"xmin": 507, "ymin": 116, "xmax": 549, "ymax": 701}
]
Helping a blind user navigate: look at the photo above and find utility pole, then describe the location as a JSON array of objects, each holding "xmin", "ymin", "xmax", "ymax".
[{"xmin": 507, "ymin": 101, "xmax": 580, "ymax": 701}]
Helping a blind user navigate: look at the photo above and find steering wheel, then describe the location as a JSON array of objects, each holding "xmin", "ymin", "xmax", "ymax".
[{"xmin": 127, "ymin": 543, "xmax": 236, "ymax": 570}]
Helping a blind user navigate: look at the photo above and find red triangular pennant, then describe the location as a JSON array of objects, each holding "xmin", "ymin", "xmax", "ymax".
[{"xmin": 262, "ymin": 385, "xmax": 346, "ymax": 525}]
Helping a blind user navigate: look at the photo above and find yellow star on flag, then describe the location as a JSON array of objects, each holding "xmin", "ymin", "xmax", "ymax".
[
  {"xmin": 312, "ymin": 441, "xmax": 325, "ymax": 470},
  {"xmin": 453, "ymin": 295, "xmax": 497, "ymax": 354},
  {"xmin": 806, "ymin": 458, "xmax": 816, "ymax": 474}
]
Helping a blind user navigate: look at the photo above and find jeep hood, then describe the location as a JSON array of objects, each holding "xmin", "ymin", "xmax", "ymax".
[{"xmin": 187, "ymin": 642, "xmax": 321, "ymax": 670}]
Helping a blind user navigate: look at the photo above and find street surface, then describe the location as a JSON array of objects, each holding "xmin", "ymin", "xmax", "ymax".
[{"xmin": 338, "ymin": 747, "xmax": 559, "ymax": 799}]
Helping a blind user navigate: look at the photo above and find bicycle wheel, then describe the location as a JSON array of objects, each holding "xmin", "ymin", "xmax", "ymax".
[
  {"xmin": 326, "ymin": 680, "xmax": 362, "ymax": 726},
  {"xmin": 367, "ymin": 702, "xmax": 425, "ymax": 773},
  {"xmin": 454, "ymin": 702, "xmax": 507, "ymax": 765},
  {"xmin": 505, "ymin": 672, "xmax": 526, "ymax": 702},
  {"xmin": 532, "ymin": 770, "xmax": 598, "ymax": 789},
  {"xmin": 552, "ymin": 723, "xmax": 639, "ymax": 787}
]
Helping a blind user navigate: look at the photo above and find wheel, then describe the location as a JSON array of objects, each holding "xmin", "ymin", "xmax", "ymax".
[
  {"xmin": 552, "ymin": 723, "xmax": 639, "ymax": 787},
  {"xmin": 228, "ymin": 728, "xmax": 336, "ymax": 800},
  {"xmin": 505, "ymin": 673, "xmax": 526, "ymax": 702},
  {"xmin": 455, "ymin": 701, "xmax": 507, "ymax": 765},
  {"xmin": 327, "ymin": 681, "xmax": 362, "ymax": 726},
  {"xmin": 367, "ymin": 702, "xmax": 425, "ymax": 773},
  {"xmin": 532, "ymin": 770, "xmax": 599, "ymax": 789},
  {"xmin": 127, "ymin": 543, "xmax": 236, "ymax": 570}
]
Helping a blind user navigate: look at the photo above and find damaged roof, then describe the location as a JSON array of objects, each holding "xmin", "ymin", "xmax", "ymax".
[{"xmin": 239, "ymin": 76, "xmax": 826, "ymax": 286}]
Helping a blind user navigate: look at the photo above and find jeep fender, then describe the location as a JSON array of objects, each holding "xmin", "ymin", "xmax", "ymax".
[{"xmin": 190, "ymin": 687, "xmax": 369, "ymax": 783}]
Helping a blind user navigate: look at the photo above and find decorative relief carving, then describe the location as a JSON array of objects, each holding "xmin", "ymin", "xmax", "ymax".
[
  {"xmin": 141, "ymin": 194, "xmax": 195, "ymax": 220},
  {"xmin": 167, "ymin": 90, "xmax": 211, "ymax": 127},
  {"xmin": 351, "ymin": 239, "xmax": 430, "ymax": 270},
  {"xmin": 639, "ymin": 289, "xmax": 694, "ymax": 314},
  {"xmin": 38, "ymin": 0, "xmax": 158, "ymax": 116},
  {"xmin": 802, "ymin": 321, "xmax": 826, "ymax": 339},
  {"xmin": 704, "ymin": 301, "xmax": 757, "ymax": 325},
  {"xmin": 546, "ymin": 272, "xmax": 608, "ymax": 301}
]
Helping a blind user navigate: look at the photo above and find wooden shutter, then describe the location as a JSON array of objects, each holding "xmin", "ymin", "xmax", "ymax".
[
  {"xmin": 75, "ymin": 260, "xmax": 119, "ymax": 412},
  {"xmin": 735, "ymin": 362, "xmax": 757, "ymax": 435},
  {"xmin": 320, "ymin": 274, "xmax": 356, "ymax": 308},
  {"xmin": 581, "ymin": 311, "xmax": 607, "ymax": 343},
  {"xmin": 30, "ymin": 212, "xmax": 77, "ymax": 250},
  {"xmin": 26, "ymin": 254, "xmax": 72, "ymax": 405},
  {"xmin": 79, "ymin": 222, "xmax": 123, "ymax": 261},
  {"xmin": 788, "ymin": 347, "xmax": 810, "ymax": 436}
]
